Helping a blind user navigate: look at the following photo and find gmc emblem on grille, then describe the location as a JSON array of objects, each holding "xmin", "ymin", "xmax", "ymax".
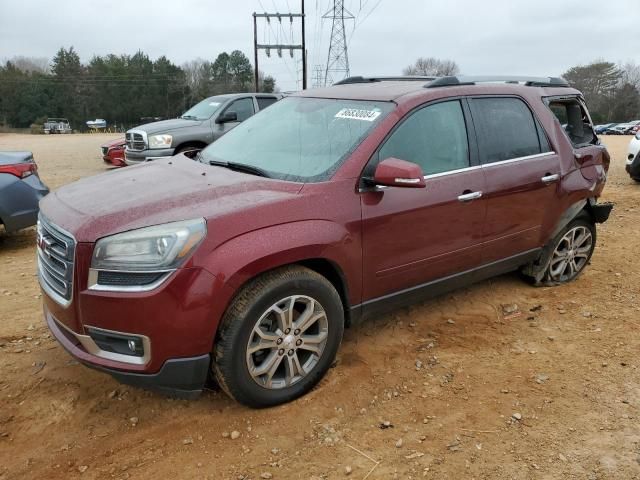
[{"xmin": 37, "ymin": 233, "xmax": 52, "ymax": 258}]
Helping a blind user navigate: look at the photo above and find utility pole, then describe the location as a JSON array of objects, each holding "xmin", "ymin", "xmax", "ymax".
[
  {"xmin": 252, "ymin": 2, "xmax": 307, "ymax": 92},
  {"xmin": 323, "ymin": 0, "xmax": 354, "ymax": 86}
]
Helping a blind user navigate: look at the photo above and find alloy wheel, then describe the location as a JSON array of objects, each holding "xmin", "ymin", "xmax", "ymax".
[
  {"xmin": 548, "ymin": 226, "xmax": 593, "ymax": 282},
  {"xmin": 246, "ymin": 295, "xmax": 329, "ymax": 389}
]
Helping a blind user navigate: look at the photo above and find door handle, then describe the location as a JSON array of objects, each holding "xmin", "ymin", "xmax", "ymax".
[
  {"xmin": 457, "ymin": 191, "xmax": 483, "ymax": 202},
  {"xmin": 541, "ymin": 173, "xmax": 560, "ymax": 184}
]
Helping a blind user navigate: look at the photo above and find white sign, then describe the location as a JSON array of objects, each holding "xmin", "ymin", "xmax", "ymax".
[{"xmin": 335, "ymin": 108, "xmax": 381, "ymax": 122}]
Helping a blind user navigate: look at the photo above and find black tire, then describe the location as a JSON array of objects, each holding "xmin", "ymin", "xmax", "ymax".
[
  {"xmin": 175, "ymin": 145, "xmax": 203, "ymax": 159},
  {"xmin": 536, "ymin": 215, "xmax": 596, "ymax": 286},
  {"xmin": 212, "ymin": 266, "xmax": 344, "ymax": 408}
]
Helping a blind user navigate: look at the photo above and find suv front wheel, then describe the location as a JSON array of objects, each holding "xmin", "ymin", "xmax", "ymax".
[{"xmin": 213, "ymin": 266, "xmax": 344, "ymax": 408}]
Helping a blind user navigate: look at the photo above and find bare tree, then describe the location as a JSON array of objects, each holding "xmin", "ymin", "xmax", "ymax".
[
  {"xmin": 620, "ymin": 61, "xmax": 640, "ymax": 90},
  {"xmin": 9, "ymin": 56, "xmax": 50, "ymax": 74},
  {"xmin": 181, "ymin": 58, "xmax": 212, "ymax": 102},
  {"xmin": 402, "ymin": 57, "xmax": 460, "ymax": 77}
]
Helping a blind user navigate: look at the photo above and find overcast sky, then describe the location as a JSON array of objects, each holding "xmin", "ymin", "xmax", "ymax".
[{"xmin": 1, "ymin": 0, "xmax": 638, "ymax": 91}]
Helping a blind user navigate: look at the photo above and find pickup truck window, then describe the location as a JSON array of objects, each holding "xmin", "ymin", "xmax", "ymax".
[
  {"xmin": 225, "ymin": 98, "xmax": 255, "ymax": 122},
  {"xmin": 200, "ymin": 97, "xmax": 393, "ymax": 182},
  {"xmin": 257, "ymin": 97, "xmax": 278, "ymax": 110},
  {"xmin": 181, "ymin": 99, "xmax": 223, "ymax": 120}
]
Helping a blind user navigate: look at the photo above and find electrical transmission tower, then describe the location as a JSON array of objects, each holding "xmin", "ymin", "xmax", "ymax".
[
  {"xmin": 323, "ymin": 0, "xmax": 354, "ymax": 86},
  {"xmin": 312, "ymin": 65, "xmax": 324, "ymax": 89}
]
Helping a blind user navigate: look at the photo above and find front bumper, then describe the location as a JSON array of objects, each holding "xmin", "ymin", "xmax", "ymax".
[
  {"xmin": 124, "ymin": 148, "xmax": 175, "ymax": 165},
  {"xmin": 45, "ymin": 307, "xmax": 210, "ymax": 398},
  {"xmin": 626, "ymin": 153, "xmax": 640, "ymax": 180}
]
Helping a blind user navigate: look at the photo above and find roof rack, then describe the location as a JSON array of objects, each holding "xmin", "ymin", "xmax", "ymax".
[
  {"xmin": 425, "ymin": 75, "xmax": 569, "ymax": 88},
  {"xmin": 334, "ymin": 75, "xmax": 437, "ymax": 86}
]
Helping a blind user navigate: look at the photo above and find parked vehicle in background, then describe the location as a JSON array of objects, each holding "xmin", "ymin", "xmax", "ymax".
[
  {"xmin": 124, "ymin": 93, "xmax": 281, "ymax": 165},
  {"xmin": 594, "ymin": 123, "xmax": 616, "ymax": 134},
  {"xmin": 101, "ymin": 138, "xmax": 126, "ymax": 167},
  {"xmin": 627, "ymin": 133, "xmax": 640, "ymax": 182},
  {"xmin": 39, "ymin": 75, "xmax": 612, "ymax": 407},
  {"xmin": 605, "ymin": 121, "xmax": 640, "ymax": 135},
  {"xmin": 87, "ymin": 119, "xmax": 107, "ymax": 130},
  {"xmin": 43, "ymin": 118, "xmax": 72, "ymax": 134},
  {"xmin": 0, "ymin": 151, "xmax": 49, "ymax": 233}
]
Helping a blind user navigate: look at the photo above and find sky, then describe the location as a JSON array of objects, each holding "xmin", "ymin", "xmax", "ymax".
[{"xmin": 1, "ymin": 0, "xmax": 639, "ymax": 91}]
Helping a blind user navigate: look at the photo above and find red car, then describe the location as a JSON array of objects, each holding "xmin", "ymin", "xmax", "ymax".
[
  {"xmin": 39, "ymin": 75, "xmax": 612, "ymax": 407},
  {"xmin": 101, "ymin": 138, "xmax": 126, "ymax": 167}
]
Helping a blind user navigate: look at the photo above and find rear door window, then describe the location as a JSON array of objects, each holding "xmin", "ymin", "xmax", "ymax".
[
  {"xmin": 256, "ymin": 96, "xmax": 278, "ymax": 111},
  {"xmin": 378, "ymin": 100, "xmax": 470, "ymax": 175},
  {"xmin": 470, "ymin": 97, "xmax": 549, "ymax": 164},
  {"xmin": 225, "ymin": 98, "xmax": 255, "ymax": 122},
  {"xmin": 547, "ymin": 98, "xmax": 597, "ymax": 148}
]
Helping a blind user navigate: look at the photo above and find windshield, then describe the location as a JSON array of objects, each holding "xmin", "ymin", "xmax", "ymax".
[
  {"xmin": 181, "ymin": 98, "xmax": 223, "ymax": 120},
  {"xmin": 199, "ymin": 97, "xmax": 393, "ymax": 182}
]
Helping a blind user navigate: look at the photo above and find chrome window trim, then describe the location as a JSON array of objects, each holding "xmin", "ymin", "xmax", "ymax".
[
  {"xmin": 479, "ymin": 151, "xmax": 556, "ymax": 168},
  {"xmin": 87, "ymin": 268, "xmax": 175, "ymax": 292},
  {"xmin": 53, "ymin": 317, "xmax": 151, "ymax": 366}
]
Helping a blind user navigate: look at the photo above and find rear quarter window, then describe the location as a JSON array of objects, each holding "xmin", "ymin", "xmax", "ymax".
[
  {"xmin": 547, "ymin": 98, "xmax": 597, "ymax": 148},
  {"xmin": 257, "ymin": 97, "xmax": 278, "ymax": 110}
]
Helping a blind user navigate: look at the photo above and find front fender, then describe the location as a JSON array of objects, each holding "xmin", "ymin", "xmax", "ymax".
[{"xmin": 201, "ymin": 220, "xmax": 362, "ymax": 306}]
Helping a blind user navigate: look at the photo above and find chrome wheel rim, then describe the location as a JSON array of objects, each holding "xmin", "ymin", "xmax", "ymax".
[
  {"xmin": 246, "ymin": 295, "xmax": 329, "ymax": 390},
  {"xmin": 549, "ymin": 226, "xmax": 593, "ymax": 281}
]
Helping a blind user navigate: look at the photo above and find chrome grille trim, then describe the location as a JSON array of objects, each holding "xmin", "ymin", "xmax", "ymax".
[
  {"xmin": 125, "ymin": 129, "xmax": 147, "ymax": 151},
  {"xmin": 37, "ymin": 216, "xmax": 76, "ymax": 308}
]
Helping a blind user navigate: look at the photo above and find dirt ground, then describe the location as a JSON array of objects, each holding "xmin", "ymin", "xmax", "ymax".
[{"xmin": 0, "ymin": 133, "xmax": 638, "ymax": 480}]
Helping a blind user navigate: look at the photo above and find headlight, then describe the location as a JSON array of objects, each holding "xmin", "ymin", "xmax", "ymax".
[
  {"xmin": 148, "ymin": 134, "xmax": 173, "ymax": 149},
  {"xmin": 92, "ymin": 218, "xmax": 206, "ymax": 271}
]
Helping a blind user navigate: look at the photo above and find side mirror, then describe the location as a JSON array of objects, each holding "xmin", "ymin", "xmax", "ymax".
[
  {"xmin": 371, "ymin": 157, "xmax": 426, "ymax": 188},
  {"xmin": 216, "ymin": 111, "xmax": 238, "ymax": 124}
]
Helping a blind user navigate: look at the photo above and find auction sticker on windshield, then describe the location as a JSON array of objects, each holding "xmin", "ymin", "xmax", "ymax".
[{"xmin": 335, "ymin": 108, "xmax": 381, "ymax": 122}]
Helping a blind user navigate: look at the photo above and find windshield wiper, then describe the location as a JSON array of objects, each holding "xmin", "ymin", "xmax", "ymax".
[
  {"xmin": 208, "ymin": 160, "xmax": 270, "ymax": 178},
  {"xmin": 181, "ymin": 115, "xmax": 198, "ymax": 120}
]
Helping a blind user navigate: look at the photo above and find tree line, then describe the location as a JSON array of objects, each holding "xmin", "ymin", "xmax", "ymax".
[
  {"xmin": 403, "ymin": 57, "xmax": 640, "ymax": 123},
  {"xmin": 0, "ymin": 47, "xmax": 276, "ymax": 131}
]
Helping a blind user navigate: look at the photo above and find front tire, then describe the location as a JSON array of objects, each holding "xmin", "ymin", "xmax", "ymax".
[{"xmin": 212, "ymin": 266, "xmax": 344, "ymax": 408}]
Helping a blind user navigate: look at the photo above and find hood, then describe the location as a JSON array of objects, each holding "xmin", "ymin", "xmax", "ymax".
[
  {"xmin": 101, "ymin": 137, "xmax": 125, "ymax": 148},
  {"xmin": 40, "ymin": 156, "xmax": 302, "ymax": 243},
  {"xmin": 132, "ymin": 118, "xmax": 203, "ymax": 135}
]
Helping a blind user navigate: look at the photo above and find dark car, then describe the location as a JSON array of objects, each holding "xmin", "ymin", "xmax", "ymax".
[
  {"xmin": 0, "ymin": 151, "xmax": 49, "ymax": 233},
  {"xmin": 594, "ymin": 123, "xmax": 615, "ymax": 134},
  {"xmin": 101, "ymin": 138, "xmax": 126, "ymax": 167},
  {"xmin": 39, "ymin": 75, "xmax": 611, "ymax": 407},
  {"xmin": 124, "ymin": 93, "xmax": 281, "ymax": 165}
]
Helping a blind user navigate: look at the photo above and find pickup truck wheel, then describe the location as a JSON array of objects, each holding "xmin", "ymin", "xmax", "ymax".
[
  {"xmin": 539, "ymin": 217, "xmax": 596, "ymax": 285},
  {"xmin": 213, "ymin": 266, "xmax": 344, "ymax": 408}
]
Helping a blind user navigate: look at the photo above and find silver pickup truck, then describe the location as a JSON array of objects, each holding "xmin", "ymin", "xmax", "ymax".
[{"xmin": 124, "ymin": 93, "xmax": 280, "ymax": 165}]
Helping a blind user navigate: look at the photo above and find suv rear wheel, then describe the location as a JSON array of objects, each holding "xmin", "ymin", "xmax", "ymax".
[
  {"xmin": 212, "ymin": 266, "xmax": 344, "ymax": 408},
  {"xmin": 539, "ymin": 216, "xmax": 596, "ymax": 285}
]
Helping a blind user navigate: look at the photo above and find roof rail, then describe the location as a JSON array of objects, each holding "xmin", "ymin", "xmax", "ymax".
[
  {"xmin": 425, "ymin": 75, "xmax": 570, "ymax": 88},
  {"xmin": 334, "ymin": 75, "xmax": 437, "ymax": 86}
]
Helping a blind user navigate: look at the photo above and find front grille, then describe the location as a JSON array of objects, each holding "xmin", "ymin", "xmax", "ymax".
[
  {"xmin": 125, "ymin": 132, "xmax": 146, "ymax": 151},
  {"xmin": 37, "ymin": 216, "xmax": 76, "ymax": 305}
]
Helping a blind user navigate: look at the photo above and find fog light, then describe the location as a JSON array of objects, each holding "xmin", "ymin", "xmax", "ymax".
[{"xmin": 86, "ymin": 328, "xmax": 145, "ymax": 357}]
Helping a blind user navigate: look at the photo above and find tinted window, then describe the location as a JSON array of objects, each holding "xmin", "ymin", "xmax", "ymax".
[
  {"xmin": 548, "ymin": 99, "xmax": 597, "ymax": 147},
  {"xmin": 471, "ymin": 97, "xmax": 543, "ymax": 163},
  {"xmin": 379, "ymin": 100, "xmax": 469, "ymax": 175},
  {"xmin": 257, "ymin": 97, "xmax": 278, "ymax": 110},
  {"xmin": 226, "ymin": 98, "xmax": 255, "ymax": 122}
]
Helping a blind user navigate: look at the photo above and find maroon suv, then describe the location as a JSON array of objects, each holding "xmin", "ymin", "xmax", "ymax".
[{"xmin": 38, "ymin": 75, "xmax": 612, "ymax": 407}]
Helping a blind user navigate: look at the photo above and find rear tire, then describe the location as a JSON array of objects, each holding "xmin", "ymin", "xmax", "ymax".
[
  {"xmin": 212, "ymin": 266, "xmax": 344, "ymax": 408},
  {"xmin": 535, "ymin": 216, "xmax": 596, "ymax": 286}
]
